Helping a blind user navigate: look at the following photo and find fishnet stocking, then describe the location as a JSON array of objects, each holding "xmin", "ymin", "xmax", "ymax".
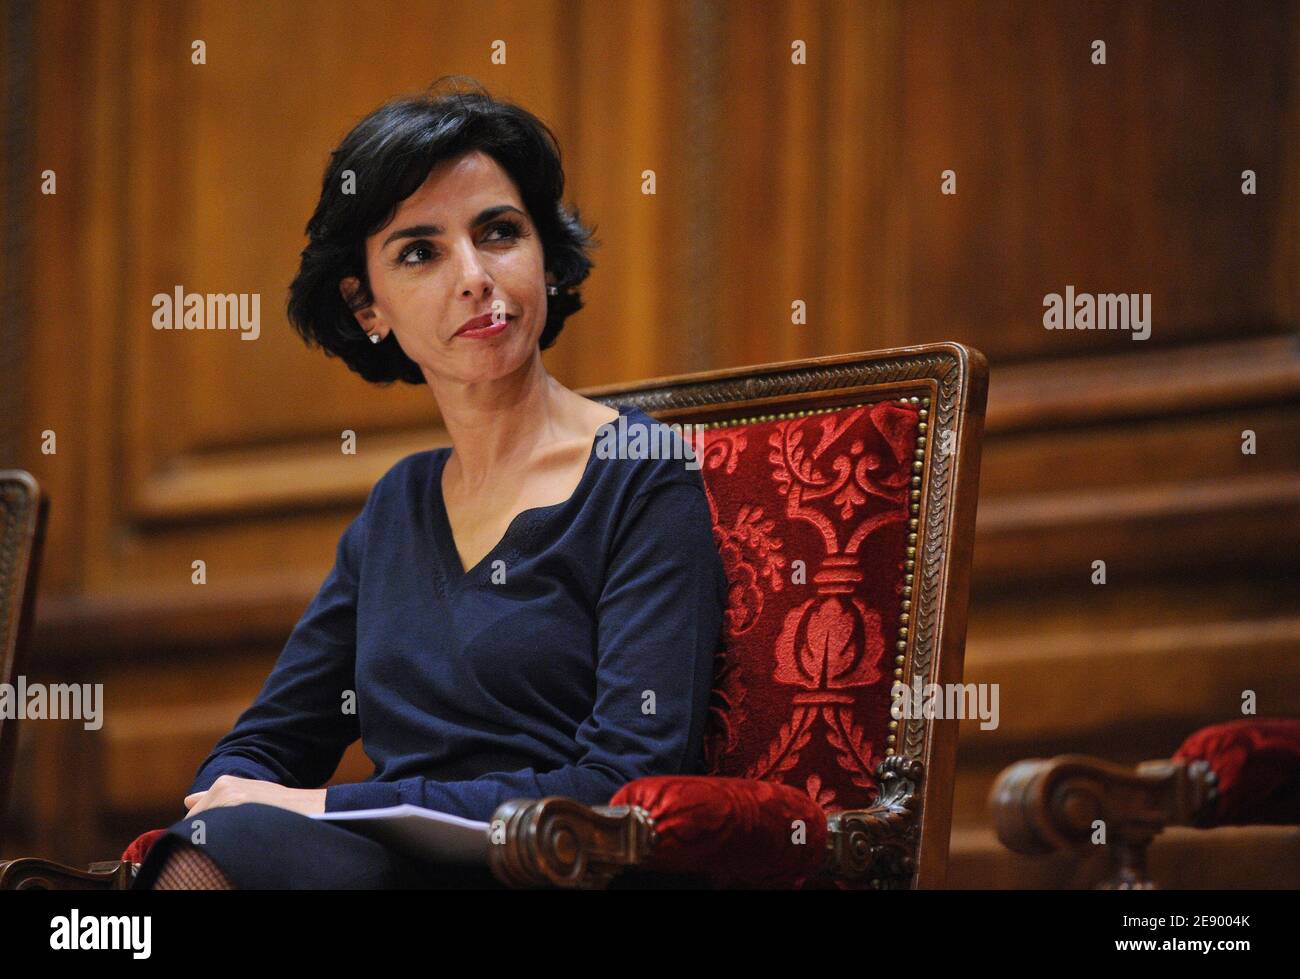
[{"xmin": 148, "ymin": 842, "xmax": 237, "ymax": 890}]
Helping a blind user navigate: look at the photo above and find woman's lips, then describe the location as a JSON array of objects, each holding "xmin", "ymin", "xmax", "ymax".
[{"xmin": 456, "ymin": 316, "xmax": 513, "ymax": 339}]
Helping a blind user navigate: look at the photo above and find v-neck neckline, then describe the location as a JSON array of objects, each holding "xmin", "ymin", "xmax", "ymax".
[{"xmin": 430, "ymin": 404, "xmax": 630, "ymax": 584}]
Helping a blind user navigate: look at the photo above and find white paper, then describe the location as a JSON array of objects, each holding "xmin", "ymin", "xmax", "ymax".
[{"xmin": 309, "ymin": 804, "xmax": 490, "ymax": 864}]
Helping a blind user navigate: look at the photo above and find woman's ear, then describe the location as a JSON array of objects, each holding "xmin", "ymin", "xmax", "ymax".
[
  {"xmin": 339, "ymin": 276, "xmax": 378, "ymax": 332},
  {"xmin": 339, "ymin": 276, "xmax": 362, "ymax": 309},
  {"xmin": 339, "ymin": 277, "xmax": 388, "ymax": 344}
]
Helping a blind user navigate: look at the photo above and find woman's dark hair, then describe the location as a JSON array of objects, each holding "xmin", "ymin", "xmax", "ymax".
[{"xmin": 287, "ymin": 76, "xmax": 597, "ymax": 385}]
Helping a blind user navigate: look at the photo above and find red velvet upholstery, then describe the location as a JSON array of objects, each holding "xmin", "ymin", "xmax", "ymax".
[
  {"xmin": 696, "ymin": 402, "xmax": 918, "ymax": 809},
  {"xmin": 604, "ymin": 402, "xmax": 921, "ymax": 888},
  {"xmin": 122, "ymin": 827, "xmax": 167, "ymax": 865},
  {"xmin": 1173, "ymin": 718, "xmax": 1300, "ymax": 827},
  {"xmin": 609, "ymin": 775, "xmax": 827, "ymax": 888}
]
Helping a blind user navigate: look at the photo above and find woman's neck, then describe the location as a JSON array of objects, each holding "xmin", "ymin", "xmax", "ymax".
[{"xmin": 432, "ymin": 367, "xmax": 586, "ymax": 491}]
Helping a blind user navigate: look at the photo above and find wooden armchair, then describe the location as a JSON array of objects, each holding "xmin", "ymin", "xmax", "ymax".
[
  {"xmin": 0, "ymin": 471, "xmax": 45, "ymax": 850},
  {"xmin": 989, "ymin": 717, "xmax": 1300, "ymax": 889},
  {"xmin": 0, "ymin": 473, "xmax": 125, "ymax": 889},
  {"xmin": 2, "ymin": 343, "xmax": 989, "ymax": 889}
]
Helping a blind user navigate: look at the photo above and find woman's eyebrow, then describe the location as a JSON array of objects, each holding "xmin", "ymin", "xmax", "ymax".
[{"xmin": 381, "ymin": 205, "xmax": 525, "ymax": 249}]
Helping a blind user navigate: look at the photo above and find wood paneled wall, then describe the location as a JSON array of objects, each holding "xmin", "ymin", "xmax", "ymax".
[{"xmin": 4, "ymin": 0, "xmax": 1297, "ymax": 881}]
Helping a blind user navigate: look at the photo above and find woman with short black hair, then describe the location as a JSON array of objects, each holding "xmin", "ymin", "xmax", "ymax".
[{"xmin": 132, "ymin": 77, "xmax": 728, "ymax": 890}]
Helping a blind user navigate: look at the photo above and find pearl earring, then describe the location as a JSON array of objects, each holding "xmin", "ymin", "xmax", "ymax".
[{"xmin": 368, "ymin": 333, "xmax": 381, "ymax": 344}]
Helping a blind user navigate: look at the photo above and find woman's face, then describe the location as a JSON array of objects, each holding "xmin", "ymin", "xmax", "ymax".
[{"xmin": 342, "ymin": 149, "xmax": 550, "ymax": 388}]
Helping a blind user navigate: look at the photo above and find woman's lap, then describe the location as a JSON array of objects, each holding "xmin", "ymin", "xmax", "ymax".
[{"xmin": 131, "ymin": 803, "xmax": 503, "ymax": 890}]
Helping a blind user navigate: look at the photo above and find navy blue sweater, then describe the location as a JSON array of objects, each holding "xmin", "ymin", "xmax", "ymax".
[{"xmin": 188, "ymin": 404, "xmax": 728, "ymax": 822}]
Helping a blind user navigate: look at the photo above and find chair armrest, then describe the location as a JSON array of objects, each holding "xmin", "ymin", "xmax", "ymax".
[
  {"xmin": 1173, "ymin": 718, "xmax": 1300, "ymax": 826},
  {"xmin": 487, "ymin": 757, "xmax": 927, "ymax": 890},
  {"xmin": 825, "ymin": 755, "xmax": 925, "ymax": 888},
  {"xmin": 990, "ymin": 719, "xmax": 1300, "ymax": 888},
  {"xmin": 988, "ymin": 754, "xmax": 1217, "ymax": 888},
  {"xmin": 488, "ymin": 796, "xmax": 657, "ymax": 889},
  {"xmin": 0, "ymin": 857, "xmax": 134, "ymax": 890},
  {"xmin": 121, "ymin": 828, "xmax": 169, "ymax": 865},
  {"xmin": 0, "ymin": 822, "xmax": 167, "ymax": 889}
]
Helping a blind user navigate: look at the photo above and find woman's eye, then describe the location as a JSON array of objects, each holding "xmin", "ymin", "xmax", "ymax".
[
  {"xmin": 399, "ymin": 243, "xmax": 435, "ymax": 265},
  {"xmin": 395, "ymin": 222, "xmax": 522, "ymax": 268},
  {"xmin": 488, "ymin": 219, "xmax": 523, "ymax": 241}
]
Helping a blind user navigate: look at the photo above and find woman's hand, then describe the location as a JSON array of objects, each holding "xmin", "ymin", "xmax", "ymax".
[{"xmin": 183, "ymin": 775, "xmax": 327, "ymax": 819}]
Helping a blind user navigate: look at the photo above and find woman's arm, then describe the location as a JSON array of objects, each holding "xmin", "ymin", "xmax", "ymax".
[
  {"xmin": 185, "ymin": 493, "xmax": 373, "ymax": 802},
  {"xmin": 323, "ymin": 477, "xmax": 728, "ymax": 821}
]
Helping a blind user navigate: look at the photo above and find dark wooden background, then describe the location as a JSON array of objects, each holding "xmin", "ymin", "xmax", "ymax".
[{"xmin": 3, "ymin": 0, "xmax": 1297, "ymax": 885}]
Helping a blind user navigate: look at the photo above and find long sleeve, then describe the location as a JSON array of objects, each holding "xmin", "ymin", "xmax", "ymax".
[
  {"xmin": 324, "ymin": 476, "xmax": 727, "ymax": 821},
  {"xmin": 188, "ymin": 497, "xmax": 370, "ymax": 796}
]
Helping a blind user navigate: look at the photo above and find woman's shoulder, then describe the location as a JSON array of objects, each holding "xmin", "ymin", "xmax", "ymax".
[
  {"xmin": 597, "ymin": 403, "xmax": 708, "ymax": 500},
  {"xmin": 358, "ymin": 446, "xmax": 446, "ymax": 515}
]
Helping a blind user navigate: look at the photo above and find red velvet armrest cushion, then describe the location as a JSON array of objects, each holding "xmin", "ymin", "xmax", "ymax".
[
  {"xmin": 121, "ymin": 828, "xmax": 169, "ymax": 865},
  {"xmin": 1173, "ymin": 718, "xmax": 1300, "ymax": 827},
  {"xmin": 609, "ymin": 775, "xmax": 828, "ymax": 888}
]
